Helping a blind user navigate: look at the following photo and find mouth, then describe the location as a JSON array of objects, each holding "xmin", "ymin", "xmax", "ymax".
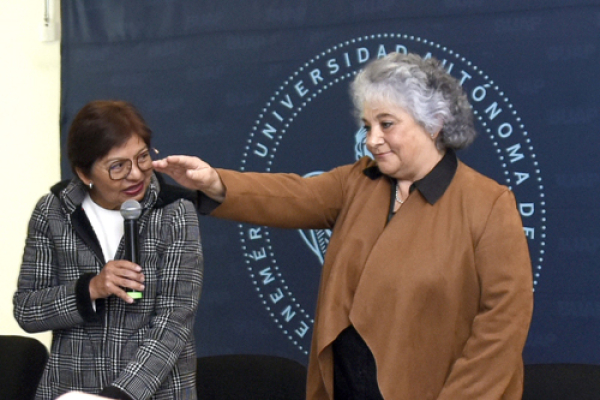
[
  {"xmin": 373, "ymin": 151, "xmax": 391, "ymax": 158},
  {"xmin": 123, "ymin": 182, "xmax": 145, "ymax": 197}
]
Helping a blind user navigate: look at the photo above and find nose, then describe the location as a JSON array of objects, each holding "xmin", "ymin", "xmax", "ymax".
[
  {"xmin": 365, "ymin": 126, "xmax": 384, "ymax": 150},
  {"xmin": 126, "ymin": 161, "xmax": 145, "ymax": 180}
]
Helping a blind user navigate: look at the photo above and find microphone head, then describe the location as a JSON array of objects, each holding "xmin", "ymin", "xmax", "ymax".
[{"xmin": 120, "ymin": 199, "xmax": 142, "ymax": 220}]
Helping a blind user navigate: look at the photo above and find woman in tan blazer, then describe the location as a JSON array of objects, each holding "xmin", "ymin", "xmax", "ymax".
[{"xmin": 154, "ymin": 52, "xmax": 533, "ymax": 400}]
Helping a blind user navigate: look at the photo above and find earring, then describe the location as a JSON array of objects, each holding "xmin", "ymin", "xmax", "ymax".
[{"xmin": 89, "ymin": 182, "xmax": 93, "ymax": 189}]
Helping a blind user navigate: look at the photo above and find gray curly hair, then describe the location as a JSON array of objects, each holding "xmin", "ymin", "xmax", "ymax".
[{"xmin": 350, "ymin": 52, "xmax": 476, "ymax": 150}]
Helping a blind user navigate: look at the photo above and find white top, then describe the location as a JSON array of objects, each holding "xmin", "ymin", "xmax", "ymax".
[
  {"xmin": 57, "ymin": 392, "xmax": 112, "ymax": 399},
  {"xmin": 82, "ymin": 194, "xmax": 124, "ymax": 262}
]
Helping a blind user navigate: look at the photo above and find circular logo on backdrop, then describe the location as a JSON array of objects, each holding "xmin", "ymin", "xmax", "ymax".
[{"xmin": 238, "ymin": 34, "xmax": 546, "ymax": 355}]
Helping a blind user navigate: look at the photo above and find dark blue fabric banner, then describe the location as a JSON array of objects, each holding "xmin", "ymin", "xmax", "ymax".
[{"xmin": 60, "ymin": 1, "xmax": 600, "ymax": 366}]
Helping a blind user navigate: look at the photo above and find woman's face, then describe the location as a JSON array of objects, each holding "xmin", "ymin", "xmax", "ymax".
[
  {"xmin": 363, "ymin": 101, "xmax": 444, "ymax": 182},
  {"xmin": 77, "ymin": 134, "xmax": 153, "ymax": 210}
]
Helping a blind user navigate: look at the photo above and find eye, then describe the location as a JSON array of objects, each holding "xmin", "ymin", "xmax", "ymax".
[
  {"xmin": 381, "ymin": 121, "xmax": 393, "ymax": 129},
  {"xmin": 109, "ymin": 161, "xmax": 125, "ymax": 172},
  {"xmin": 362, "ymin": 124, "xmax": 371, "ymax": 132},
  {"xmin": 138, "ymin": 152, "xmax": 150, "ymax": 162}
]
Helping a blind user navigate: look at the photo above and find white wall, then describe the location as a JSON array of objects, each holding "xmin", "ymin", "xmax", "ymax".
[{"xmin": 0, "ymin": 0, "xmax": 61, "ymax": 347}]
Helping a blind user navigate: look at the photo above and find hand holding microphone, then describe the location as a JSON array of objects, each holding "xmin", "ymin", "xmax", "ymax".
[
  {"xmin": 88, "ymin": 200, "xmax": 145, "ymax": 303},
  {"xmin": 89, "ymin": 200, "xmax": 146, "ymax": 304}
]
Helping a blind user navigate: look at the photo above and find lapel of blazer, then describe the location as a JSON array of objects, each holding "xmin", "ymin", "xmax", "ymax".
[{"xmin": 71, "ymin": 205, "xmax": 105, "ymax": 265}]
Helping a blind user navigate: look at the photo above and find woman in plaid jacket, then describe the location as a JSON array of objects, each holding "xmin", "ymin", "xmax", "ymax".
[{"xmin": 13, "ymin": 101, "xmax": 203, "ymax": 400}]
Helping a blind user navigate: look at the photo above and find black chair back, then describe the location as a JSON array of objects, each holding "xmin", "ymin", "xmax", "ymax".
[
  {"xmin": 523, "ymin": 363, "xmax": 600, "ymax": 400},
  {"xmin": 196, "ymin": 354, "xmax": 306, "ymax": 400},
  {"xmin": 0, "ymin": 335, "xmax": 48, "ymax": 400}
]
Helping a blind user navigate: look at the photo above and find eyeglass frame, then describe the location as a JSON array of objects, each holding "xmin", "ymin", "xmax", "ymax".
[{"xmin": 106, "ymin": 148, "xmax": 157, "ymax": 180}]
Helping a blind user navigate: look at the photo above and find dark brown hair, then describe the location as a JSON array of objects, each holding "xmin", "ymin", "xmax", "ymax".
[{"xmin": 67, "ymin": 100, "xmax": 152, "ymax": 177}]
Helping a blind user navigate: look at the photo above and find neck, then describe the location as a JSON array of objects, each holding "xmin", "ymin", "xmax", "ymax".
[{"xmin": 411, "ymin": 149, "xmax": 446, "ymax": 182}]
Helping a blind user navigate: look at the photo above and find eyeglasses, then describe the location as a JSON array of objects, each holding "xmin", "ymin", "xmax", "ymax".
[{"xmin": 107, "ymin": 149, "xmax": 157, "ymax": 180}]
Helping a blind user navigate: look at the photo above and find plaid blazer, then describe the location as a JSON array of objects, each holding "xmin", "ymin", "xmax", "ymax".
[{"xmin": 14, "ymin": 174, "xmax": 203, "ymax": 400}]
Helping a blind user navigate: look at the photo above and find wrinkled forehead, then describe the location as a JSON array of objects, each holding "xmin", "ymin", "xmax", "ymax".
[
  {"xmin": 361, "ymin": 98, "xmax": 410, "ymax": 121},
  {"xmin": 98, "ymin": 134, "xmax": 148, "ymax": 163}
]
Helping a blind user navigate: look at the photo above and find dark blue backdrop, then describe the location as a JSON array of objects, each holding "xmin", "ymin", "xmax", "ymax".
[{"xmin": 60, "ymin": 1, "xmax": 600, "ymax": 366}]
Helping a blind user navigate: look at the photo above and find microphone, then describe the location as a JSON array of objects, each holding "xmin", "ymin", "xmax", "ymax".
[{"xmin": 120, "ymin": 199, "xmax": 143, "ymax": 301}]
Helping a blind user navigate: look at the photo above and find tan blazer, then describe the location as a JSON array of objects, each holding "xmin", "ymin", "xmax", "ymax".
[{"xmin": 212, "ymin": 156, "xmax": 533, "ymax": 400}]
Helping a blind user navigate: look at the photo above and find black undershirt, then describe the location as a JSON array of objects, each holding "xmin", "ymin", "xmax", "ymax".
[{"xmin": 333, "ymin": 325, "xmax": 384, "ymax": 400}]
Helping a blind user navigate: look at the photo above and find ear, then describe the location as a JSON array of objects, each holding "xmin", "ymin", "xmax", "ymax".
[
  {"xmin": 430, "ymin": 128, "xmax": 441, "ymax": 141},
  {"xmin": 75, "ymin": 167, "xmax": 91, "ymax": 186},
  {"xmin": 431, "ymin": 118, "xmax": 444, "ymax": 140}
]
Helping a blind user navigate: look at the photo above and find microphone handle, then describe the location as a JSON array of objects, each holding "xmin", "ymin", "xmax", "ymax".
[
  {"xmin": 124, "ymin": 219, "xmax": 142, "ymax": 300},
  {"xmin": 124, "ymin": 219, "xmax": 139, "ymax": 264}
]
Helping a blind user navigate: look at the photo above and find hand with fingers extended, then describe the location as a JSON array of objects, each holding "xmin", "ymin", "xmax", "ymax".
[
  {"xmin": 152, "ymin": 155, "xmax": 226, "ymax": 202},
  {"xmin": 89, "ymin": 260, "xmax": 145, "ymax": 304}
]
